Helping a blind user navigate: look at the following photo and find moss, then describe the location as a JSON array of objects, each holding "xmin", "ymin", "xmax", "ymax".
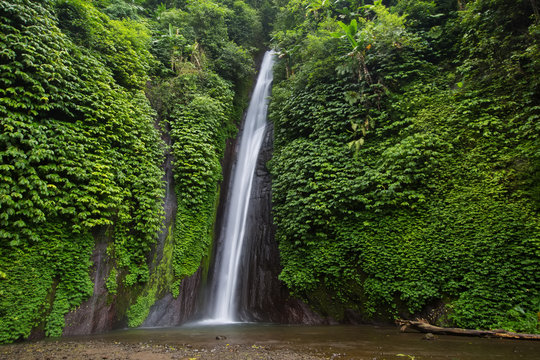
[
  {"xmin": 106, "ymin": 268, "xmax": 118, "ymax": 295},
  {"xmin": 126, "ymin": 223, "xmax": 176, "ymax": 327},
  {"xmin": 126, "ymin": 290, "xmax": 157, "ymax": 328}
]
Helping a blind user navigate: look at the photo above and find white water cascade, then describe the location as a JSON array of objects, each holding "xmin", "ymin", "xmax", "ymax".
[{"xmin": 204, "ymin": 51, "xmax": 275, "ymax": 323}]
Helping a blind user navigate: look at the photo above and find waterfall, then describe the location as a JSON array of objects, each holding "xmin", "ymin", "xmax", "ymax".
[{"xmin": 203, "ymin": 51, "xmax": 275, "ymax": 323}]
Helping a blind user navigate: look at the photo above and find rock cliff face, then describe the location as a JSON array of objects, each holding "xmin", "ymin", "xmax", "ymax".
[
  {"xmin": 63, "ymin": 120, "xmax": 184, "ymax": 333},
  {"xmin": 63, "ymin": 235, "xmax": 117, "ymax": 336},
  {"xmin": 140, "ymin": 122, "xmax": 203, "ymax": 327},
  {"xmin": 140, "ymin": 131, "xmax": 241, "ymax": 326},
  {"xmin": 225, "ymin": 123, "xmax": 323, "ymax": 324},
  {"xmin": 61, "ymin": 103, "xmax": 321, "ymax": 337},
  {"xmin": 141, "ymin": 269, "xmax": 202, "ymax": 326}
]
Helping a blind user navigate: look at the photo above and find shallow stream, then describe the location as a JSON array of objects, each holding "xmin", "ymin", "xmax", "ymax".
[{"xmin": 76, "ymin": 323, "xmax": 540, "ymax": 359}]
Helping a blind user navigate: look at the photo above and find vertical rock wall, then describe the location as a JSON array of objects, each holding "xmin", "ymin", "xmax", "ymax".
[
  {"xmin": 141, "ymin": 121, "xmax": 204, "ymax": 327},
  {"xmin": 62, "ymin": 120, "xmax": 189, "ymax": 333},
  {"xmin": 235, "ymin": 123, "xmax": 323, "ymax": 324},
  {"xmin": 61, "ymin": 83, "xmax": 322, "ymax": 337},
  {"xmin": 141, "ymin": 269, "xmax": 203, "ymax": 327},
  {"xmin": 63, "ymin": 234, "xmax": 117, "ymax": 335},
  {"xmin": 141, "ymin": 131, "xmax": 241, "ymax": 326}
]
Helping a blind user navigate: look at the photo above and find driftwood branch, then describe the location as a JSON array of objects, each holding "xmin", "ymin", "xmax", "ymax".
[{"xmin": 396, "ymin": 320, "xmax": 540, "ymax": 340}]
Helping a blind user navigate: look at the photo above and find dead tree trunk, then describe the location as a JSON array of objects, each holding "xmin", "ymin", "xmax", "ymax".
[{"xmin": 397, "ymin": 319, "xmax": 540, "ymax": 340}]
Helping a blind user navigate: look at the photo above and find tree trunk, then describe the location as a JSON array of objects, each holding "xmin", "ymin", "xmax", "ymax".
[{"xmin": 397, "ymin": 320, "xmax": 540, "ymax": 340}]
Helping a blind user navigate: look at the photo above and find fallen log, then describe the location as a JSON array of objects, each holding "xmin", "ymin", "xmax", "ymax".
[{"xmin": 396, "ymin": 319, "xmax": 540, "ymax": 340}]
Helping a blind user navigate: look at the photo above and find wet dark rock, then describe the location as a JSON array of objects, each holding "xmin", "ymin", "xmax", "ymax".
[
  {"xmin": 63, "ymin": 117, "xmax": 181, "ymax": 334},
  {"xmin": 343, "ymin": 309, "xmax": 369, "ymax": 325},
  {"xmin": 142, "ymin": 268, "xmax": 202, "ymax": 327},
  {"xmin": 141, "ymin": 118, "xmax": 197, "ymax": 327},
  {"xmin": 234, "ymin": 123, "xmax": 323, "ymax": 324},
  {"xmin": 63, "ymin": 232, "xmax": 117, "ymax": 336}
]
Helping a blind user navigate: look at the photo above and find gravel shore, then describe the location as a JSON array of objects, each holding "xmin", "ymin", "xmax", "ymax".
[{"xmin": 0, "ymin": 340, "xmax": 337, "ymax": 360}]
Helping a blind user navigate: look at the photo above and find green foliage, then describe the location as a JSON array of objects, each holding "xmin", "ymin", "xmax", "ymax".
[
  {"xmin": 98, "ymin": 0, "xmax": 145, "ymax": 20},
  {"xmin": 55, "ymin": 0, "xmax": 156, "ymax": 89},
  {"xmin": 150, "ymin": 0, "xmax": 259, "ymax": 85},
  {"xmin": 158, "ymin": 0, "xmax": 232, "ymax": 58},
  {"xmin": 213, "ymin": 41, "xmax": 255, "ymax": 84},
  {"xmin": 0, "ymin": 0, "xmax": 164, "ymax": 342},
  {"xmin": 126, "ymin": 289, "xmax": 157, "ymax": 327},
  {"xmin": 270, "ymin": 0, "xmax": 540, "ymax": 332},
  {"xmin": 106, "ymin": 267, "xmax": 118, "ymax": 295},
  {"xmin": 223, "ymin": 0, "xmax": 263, "ymax": 48},
  {"xmin": 1, "ymin": 0, "xmax": 263, "ymax": 344},
  {"xmin": 148, "ymin": 71, "xmax": 236, "ymax": 295}
]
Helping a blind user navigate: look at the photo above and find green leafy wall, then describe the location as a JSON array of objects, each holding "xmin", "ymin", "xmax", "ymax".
[
  {"xmin": 270, "ymin": 0, "xmax": 540, "ymax": 332},
  {"xmin": 0, "ymin": 0, "xmax": 264, "ymax": 342},
  {"xmin": 0, "ymin": 0, "xmax": 164, "ymax": 342}
]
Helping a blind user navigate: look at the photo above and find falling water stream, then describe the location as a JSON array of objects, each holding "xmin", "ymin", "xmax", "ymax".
[{"xmin": 203, "ymin": 51, "xmax": 275, "ymax": 323}]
